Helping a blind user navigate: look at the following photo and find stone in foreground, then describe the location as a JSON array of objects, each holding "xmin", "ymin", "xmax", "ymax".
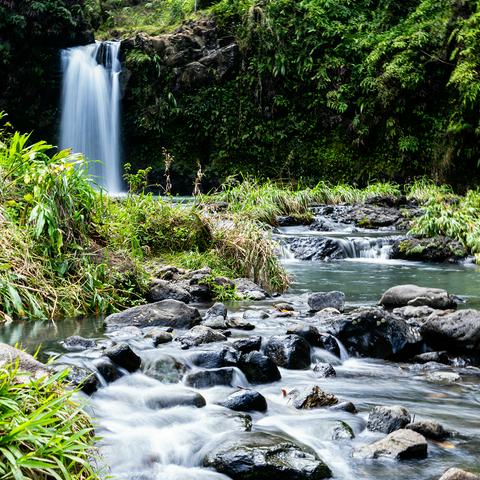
[
  {"xmin": 353, "ymin": 429, "xmax": 428, "ymax": 460},
  {"xmin": 288, "ymin": 385, "xmax": 338, "ymax": 409},
  {"xmin": 104, "ymin": 299, "xmax": 201, "ymax": 330},
  {"xmin": 178, "ymin": 325, "xmax": 227, "ymax": 348},
  {"xmin": 264, "ymin": 334, "xmax": 311, "ymax": 369},
  {"xmin": 238, "ymin": 351, "xmax": 281, "ymax": 384},
  {"xmin": 308, "ymin": 291, "xmax": 345, "ymax": 312},
  {"xmin": 406, "ymin": 420, "xmax": 450, "ymax": 440},
  {"xmin": 219, "ymin": 389, "xmax": 267, "ymax": 412},
  {"xmin": 367, "ymin": 405, "xmax": 411, "ymax": 434},
  {"xmin": 439, "ymin": 468, "xmax": 480, "ymax": 480},
  {"xmin": 379, "ymin": 284, "xmax": 457, "ymax": 310},
  {"xmin": 421, "ymin": 309, "xmax": 480, "ymax": 350},
  {"xmin": 203, "ymin": 432, "xmax": 332, "ymax": 479}
]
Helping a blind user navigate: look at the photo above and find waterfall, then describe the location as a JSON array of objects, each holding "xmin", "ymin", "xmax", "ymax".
[{"xmin": 59, "ymin": 41, "xmax": 123, "ymax": 193}]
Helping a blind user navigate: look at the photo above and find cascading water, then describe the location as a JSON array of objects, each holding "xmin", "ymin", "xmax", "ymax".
[{"xmin": 59, "ymin": 41, "xmax": 122, "ymax": 193}]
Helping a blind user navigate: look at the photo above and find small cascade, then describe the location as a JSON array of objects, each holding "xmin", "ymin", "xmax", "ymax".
[
  {"xmin": 336, "ymin": 236, "xmax": 396, "ymax": 260},
  {"xmin": 59, "ymin": 41, "xmax": 123, "ymax": 193}
]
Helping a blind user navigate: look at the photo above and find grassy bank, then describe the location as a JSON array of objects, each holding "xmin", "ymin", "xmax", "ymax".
[
  {"xmin": 0, "ymin": 365, "xmax": 98, "ymax": 480},
  {"xmin": 0, "ymin": 117, "xmax": 289, "ymax": 321}
]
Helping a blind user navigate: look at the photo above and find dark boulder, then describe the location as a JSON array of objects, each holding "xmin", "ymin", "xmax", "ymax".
[
  {"xmin": 183, "ymin": 367, "xmax": 235, "ymax": 388},
  {"xmin": 149, "ymin": 278, "xmax": 192, "ymax": 303},
  {"xmin": 238, "ymin": 351, "xmax": 281, "ymax": 384},
  {"xmin": 232, "ymin": 336, "xmax": 262, "ymax": 354},
  {"xmin": 203, "ymin": 432, "xmax": 332, "ymax": 479},
  {"xmin": 334, "ymin": 307, "xmax": 422, "ymax": 359},
  {"xmin": 308, "ymin": 291, "xmax": 345, "ymax": 312},
  {"xmin": 104, "ymin": 300, "xmax": 201, "ymax": 330},
  {"xmin": 392, "ymin": 237, "xmax": 467, "ymax": 263},
  {"xmin": 420, "ymin": 309, "xmax": 480, "ymax": 351},
  {"xmin": 105, "ymin": 343, "xmax": 141, "ymax": 372},
  {"xmin": 188, "ymin": 346, "xmax": 239, "ymax": 368},
  {"xmin": 146, "ymin": 389, "xmax": 206, "ymax": 409},
  {"xmin": 264, "ymin": 335, "xmax": 311, "ymax": 369},
  {"xmin": 92, "ymin": 357, "xmax": 122, "ymax": 383},
  {"xmin": 219, "ymin": 389, "xmax": 267, "ymax": 412},
  {"xmin": 280, "ymin": 236, "xmax": 345, "ymax": 261},
  {"xmin": 177, "ymin": 325, "xmax": 227, "ymax": 348},
  {"xmin": 380, "ymin": 284, "xmax": 458, "ymax": 310},
  {"xmin": 66, "ymin": 366, "xmax": 99, "ymax": 395},
  {"xmin": 330, "ymin": 401, "xmax": 358, "ymax": 414},
  {"xmin": 367, "ymin": 405, "xmax": 411, "ymax": 434},
  {"xmin": 406, "ymin": 420, "xmax": 450, "ymax": 440}
]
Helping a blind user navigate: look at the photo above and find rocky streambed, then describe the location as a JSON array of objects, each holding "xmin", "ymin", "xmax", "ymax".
[{"xmin": 2, "ymin": 200, "xmax": 480, "ymax": 480}]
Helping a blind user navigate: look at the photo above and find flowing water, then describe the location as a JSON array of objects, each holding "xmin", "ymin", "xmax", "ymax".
[
  {"xmin": 59, "ymin": 41, "xmax": 123, "ymax": 193},
  {"xmin": 2, "ymin": 210, "xmax": 480, "ymax": 479}
]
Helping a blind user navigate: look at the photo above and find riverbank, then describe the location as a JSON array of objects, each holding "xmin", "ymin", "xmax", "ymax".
[{"xmin": 1, "ymin": 117, "xmax": 479, "ymax": 323}]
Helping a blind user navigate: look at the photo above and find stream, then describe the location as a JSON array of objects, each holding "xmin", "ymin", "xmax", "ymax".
[{"xmin": 1, "ymin": 208, "xmax": 479, "ymax": 479}]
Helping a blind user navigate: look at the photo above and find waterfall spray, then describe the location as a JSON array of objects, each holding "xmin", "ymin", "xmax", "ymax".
[{"xmin": 59, "ymin": 41, "xmax": 123, "ymax": 193}]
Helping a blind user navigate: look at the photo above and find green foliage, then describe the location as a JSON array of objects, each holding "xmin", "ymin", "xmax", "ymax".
[
  {"xmin": 410, "ymin": 189, "xmax": 480, "ymax": 257},
  {"xmin": 121, "ymin": 0, "xmax": 480, "ymax": 187},
  {"xmin": 0, "ymin": 364, "xmax": 98, "ymax": 480}
]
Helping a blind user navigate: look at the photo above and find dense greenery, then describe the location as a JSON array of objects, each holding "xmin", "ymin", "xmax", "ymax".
[
  {"xmin": 119, "ymin": 0, "xmax": 480, "ymax": 189},
  {"xmin": 0, "ymin": 364, "xmax": 98, "ymax": 480}
]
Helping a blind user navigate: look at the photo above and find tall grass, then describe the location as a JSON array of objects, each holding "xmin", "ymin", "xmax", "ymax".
[{"xmin": 0, "ymin": 364, "xmax": 98, "ymax": 480}]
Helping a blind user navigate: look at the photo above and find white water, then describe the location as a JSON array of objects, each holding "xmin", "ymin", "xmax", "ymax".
[{"xmin": 60, "ymin": 41, "xmax": 123, "ymax": 193}]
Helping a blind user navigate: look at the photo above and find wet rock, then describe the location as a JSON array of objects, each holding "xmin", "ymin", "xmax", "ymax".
[
  {"xmin": 188, "ymin": 346, "xmax": 239, "ymax": 368},
  {"xmin": 406, "ymin": 420, "xmax": 450, "ymax": 440},
  {"xmin": 155, "ymin": 265, "xmax": 181, "ymax": 281},
  {"xmin": 330, "ymin": 401, "xmax": 358, "ymax": 414},
  {"xmin": 392, "ymin": 237, "xmax": 467, "ymax": 263},
  {"xmin": 393, "ymin": 305, "xmax": 439, "ymax": 319},
  {"xmin": 178, "ymin": 325, "xmax": 227, "ymax": 348},
  {"xmin": 143, "ymin": 328, "xmax": 173, "ymax": 346},
  {"xmin": 331, "ymin": 421, "xmax": 355, "ymax": 440},
  {"xmin": 183, "ymin": 367, "xmax": 235, "ymax": 388},
  {"xmin": 313, "ymin": 362, "xmax": 336, "ymax": 378},
  {"xmin": 203, "ymin": 432, "xmax": 332, "ymax": 479},
  {"xmin": 149, "ymin": 278, "xmax": 192, "ymax": 303},
  {"xmin": 317, "ymin": 333, "xmax": 341, "ymax": 357},
  {"xmin": 243, "ymin": 310, "xmax": 269, "ymax": 321},
  {"xmin": 198, "ymin": 43, "xmax": 240, "ymax": 80},
  {"xmin": 288, "ymin": 385, "xmax": 338, "ymax": 409},
  {"xmin": 146, "ymin": 390, "xmax": 206, "ymax": 409},
  {"xmin": 63, "ymin": 335, "xmax": 96, "ymax": 350},
  {"xmin": 353, "ymin": 429, "xmax": 428, "ymax": 460},
  {"xmin": 421, "ymin": 309, "xmax": 480, "ymax": 350},
  {"xmin": 367, "ymin": 405, "xmax": 411, "ymax": 434},
  {"xmin": 274, "ymin": 302, "xmax": 295, "ymax": 312},
  {"xmin": 334, "ymin": 307, "xmax": 422, "ymax": 359},
  {"xmin": 380, "ymin": 284, "xmax": 458, "ymax": 310},
  {"xmin": 280, "ymin": 236, "xmax": 345, "ymax": 261},
  {"xmin": 234, "ymin": 278, "xmax": 267, "ymax": 300},
  {"xmin": 286, "ymin": 324, "xmax": 323, "ymax": 347},
  {"xmin": 203, "ymin": 302, "xmax": 227, "ymax": 328},
  {"xmin": 142, "ymin": 354, "xmax": 186, "ymax": 383},
  {"xmin": 439, "ymin": 468, "xmax": 480, "ymax": 480},
  {"xmin": 427, "ymin": 371, "xmax": 461, "ymax": 383},
  {"xmin": 232, "ymin": 336, "xmax": 262, "ymax": 354},
  {"xmin": 66, "ymin": 366, "xmax": 99, "ymax": 395},
  {"xmin": 0, "ymin": 343, "xmax": 50, "ymax": 379},
  {"xmin": 189, "ymin": 283, "xmax": 213, "ymax": 301},
  {"xmin": 105, "ymin": 299, "xmax": 201, "ymax": 330},
  {"xmin": 92, "ymin": 357, "xmax": 122, "ymax": 383},
  {"xmin": 105, "ymin": 343, "xmax": 141, "ymax": 372},
  {"xmin": 412, "ymin": 351, "xmax": 449, "ymax": 364},
  {"xmin": 276, "ymin": 215, "xmax": 309, "ymax": 227},
  {"xmin": 238, "ymin": 351, "xmax": 281, "ymax": 384},
  {"xmin": 264, "ymin": 335, "xmax": 311, "ymax": 369},
  {"xmin": 308, "ymin": 291, "xmax": 345, "ymax": 312},
  {"xmin": 219, "ymin": 389, "xmax": 267, "ymax": 412}
]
